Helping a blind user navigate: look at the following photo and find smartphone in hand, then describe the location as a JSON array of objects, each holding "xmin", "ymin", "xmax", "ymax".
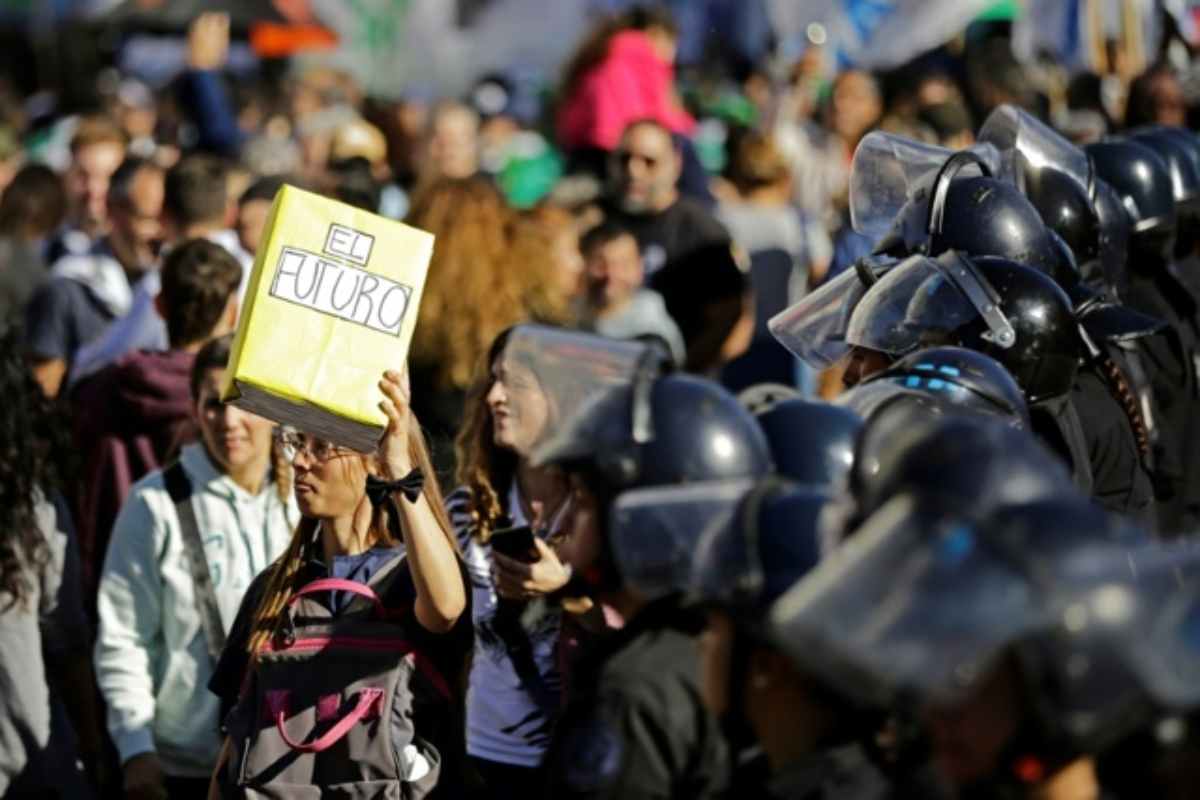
[{"xmin": 489, "ymin": 525, "xmax": 537, "ymax": 562}]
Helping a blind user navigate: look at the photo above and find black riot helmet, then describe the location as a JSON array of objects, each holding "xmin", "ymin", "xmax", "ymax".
[
  {"xmin": 1129, "ymin": 127, "xmax": 1200, "ymax": 209},
  {"xmin": 766, "ymin": 491, "xmax": 1197, "ymax": 770},
  {"xmin": 1130, "ymin": 126, "xmax": 1200, "ymax": 256},
  {"xmin": 978, "ymin": 104, "xmax": 1103, "ymax": 273},
  {"xmin": 509, "ymin": 325, "xmax": 773, "ymax": 597},
  {"xmin": 873, "ymin": 152, "xmax": 1066, "ymax": 282},
  {"xmin": 838, "ymin": 345, "xmax": 1031, "ymax": 429},
  {"xmin": 846, "ymin": 251, "xmax": 1083, "ymax": 404},
  {"xmin": 742, "ymin": 391, "xmax": 864, "ymax": 489},
  {"xmin": 1024, "ymin": 167, "xmax": 1101, "ymax": 269},
  {"xmin": 602, "ymin": 476, "xmax": 828, "ymax": 625},
  {"xmin": 847, "ymin": 409, "xmax": 1073, "ymax": 531},
  {"xmin": 497, "ymin": 324, "xmax": 771, "ymax": 493},
  {"xmin": 1084, "ymin": 139, "xmax": 1177, "ymax": 265},
  {"xmin": 1087, "ymin": 178, "xmax": 1135, "ymax": 297},
  {"xmin": 535, "ymin": 369, "xmax": 774, "ymax": 493},
  {"xmin": 689, "ymin": 477, "xmax": 828, "ymax": 624}
]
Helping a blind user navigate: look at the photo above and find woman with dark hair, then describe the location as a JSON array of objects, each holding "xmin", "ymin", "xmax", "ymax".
[
  {"xmin": 0, "ymin": 164, "xmax": 67, "ymax": 319},
  {"xmin": 0, "ymin": 323, "xmax": 100, "ymax": 797},
  {"xmin": 448, "ymin": 328, "xmax": 578, "ymax": 799}
]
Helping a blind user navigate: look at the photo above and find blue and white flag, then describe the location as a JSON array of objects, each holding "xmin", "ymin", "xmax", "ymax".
[{"xmin": 770, "ymin": 0, "xmax": 998, "ymax": 69}]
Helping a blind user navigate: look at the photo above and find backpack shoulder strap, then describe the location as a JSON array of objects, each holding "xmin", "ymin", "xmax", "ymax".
[{"xmin": 164, "ymin": 461, "xmax": 227, "ymax": 662}]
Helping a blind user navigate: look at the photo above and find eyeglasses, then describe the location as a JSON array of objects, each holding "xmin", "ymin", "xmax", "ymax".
[{"xmin": 276, "ymin": 430, "xmax": 353, "ymax": 463}]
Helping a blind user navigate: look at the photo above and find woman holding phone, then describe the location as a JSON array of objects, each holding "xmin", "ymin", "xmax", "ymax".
[
  {"xmin": 207, "ymin": 368, "xmax": 469, "ymax": 798},
  {"xmin": 448, "ymin": 328, "xmax": 578, "ymax": 799}
]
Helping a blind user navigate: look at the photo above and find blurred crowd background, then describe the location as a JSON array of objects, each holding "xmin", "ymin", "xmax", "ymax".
[
  {"xmin": 5, "ymin": 1, "xmax": 1200, "ymax": 415},
  {"xmin": 4, "ymin": 1, "xmax": 1200, "ymax": 798}
]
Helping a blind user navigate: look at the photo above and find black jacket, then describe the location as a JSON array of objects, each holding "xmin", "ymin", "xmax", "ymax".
[{"xmin": 547, "ymin": 597, "xmax": 729, "ymax": 800}]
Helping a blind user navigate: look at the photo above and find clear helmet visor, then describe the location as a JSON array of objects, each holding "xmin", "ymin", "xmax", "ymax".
[
  {"xmin": 689, "ymin": 482, "xmax": 828, "ymax": 611},
  {"xmin": 849, "ymin": 131, "xmax": 1002, "ymax": 244},
  {"xmin": 846, "ymin": 252, "xmax": 1016, "ymax": 358},
  {"xmin": 767, "ymin": 495, "xmax": 1051, "ymax": 707},
  {"xmin": 496, "ymin": 325, "xmax": 653, "ymax": 465},
  {"xmin": 768, "ymin": 259, "xmax": 892, "ymax": 368},
  {"xmin": 1048, "ymin": 541, "xmax": 1200, "ymax": 713},
  {"xmin": 979, "ymin": 104, "xmax": 1093, "ymax": 197},
  {"xmin": 607, "ymin": 479, "xmax": 753, "ymax": 602}
]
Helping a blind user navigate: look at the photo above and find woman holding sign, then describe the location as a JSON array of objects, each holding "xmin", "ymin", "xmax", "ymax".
[{"xmin": 208, "ymin": 369, "xmax": 469, "ymax": 799}]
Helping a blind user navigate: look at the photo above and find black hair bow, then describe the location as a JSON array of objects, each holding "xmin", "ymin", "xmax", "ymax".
[{"xmin": 365, "ymin": 469, "xmax": 424, "ymax": 508}]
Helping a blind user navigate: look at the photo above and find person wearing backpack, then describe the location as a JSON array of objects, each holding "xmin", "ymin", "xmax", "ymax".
[
  {"xmin": 207, "ymin": 367, "xmax": 470, "ymax": 798},
  {"xmin": 94, "ymin": 334, "xmax": 298, "ymax": 799}
]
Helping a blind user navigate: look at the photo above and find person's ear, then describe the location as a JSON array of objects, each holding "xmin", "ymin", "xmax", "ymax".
[
  {"xmin": 210, "ymin": 293, "xmax": 240, "ymax": 339},
  {"xmin": 223, "ymin": 294, "xmax": 240, "ymax": 328}
]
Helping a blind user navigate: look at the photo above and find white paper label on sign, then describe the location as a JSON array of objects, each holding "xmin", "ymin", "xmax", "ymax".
[
  {"xmin": 324, "ymin": 223, "xmax": 375, "ymax": 265},
  {"xmin": 269, "ymin": 246, "xmax": 413, "ymax": 336}
]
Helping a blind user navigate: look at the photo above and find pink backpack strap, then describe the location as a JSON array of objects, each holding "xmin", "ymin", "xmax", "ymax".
[
  {"xmin": 288, "ymin": 578, "xmax": 385, "ymax": 617},
  {"xmin": 274, "ymin": 688, "xmax": 384, "ymax": 753}
]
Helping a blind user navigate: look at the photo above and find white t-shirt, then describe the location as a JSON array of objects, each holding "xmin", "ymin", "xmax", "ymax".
[{"xmin": 446, "ymin": 482, "xmax": 564, "ymax": 768}]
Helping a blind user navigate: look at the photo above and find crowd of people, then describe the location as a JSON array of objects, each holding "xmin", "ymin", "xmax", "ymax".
[{"xmin": 4, "ymin": 3, "xmax": 1200, "ymax": 799}]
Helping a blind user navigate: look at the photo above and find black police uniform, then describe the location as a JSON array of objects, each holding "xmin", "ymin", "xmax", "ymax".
[
  {"xmin": 1121, "ymin": 269, "xmax": 1200, "ymax": 531},
  {"xmin": 1068, "ymin": 367, "xmax": 1157, "ymax": 525},
  {"xmin": 546, "ymin": 597, "xmax": 728, "ymax": 800},
  {"xmin": 1088, "ymin": 137, "xmax": 1200, "ymax": 533},
  {"xmin": 1164, "ymin": 255, "xmax": 1200, "ymax": 530}
]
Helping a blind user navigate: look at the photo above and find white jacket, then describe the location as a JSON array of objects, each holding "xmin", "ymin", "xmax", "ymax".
[{"xmin": 95, "ymin": 443, "xmax": 298, "ymax": 776}]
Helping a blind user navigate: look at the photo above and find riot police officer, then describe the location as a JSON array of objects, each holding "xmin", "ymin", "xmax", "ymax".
[
  {"xmin": 1087, "ymin": 137, "xmax": 1200, "ymax": 534},
  {"xmin": 833, "ymin": 404, "xmax": 1074, "ymax": 543},
  {"xmin": 839, "ymin": 249, "xmax": 1156, "ymax": 524},
  {"xmin": 779, "ymin": 133, "xmax": 1157, "ymax": 524},
  {"xmin": 505, "ymin": 325, "xmax": 772, "ymax": 800},
  {"xmin": 685, "ymin": 477, "xmax": 894, "ymax": 799},
  {"xmin": 770, "ymin": 466, "xmax": 1198, "ymax": 799}
]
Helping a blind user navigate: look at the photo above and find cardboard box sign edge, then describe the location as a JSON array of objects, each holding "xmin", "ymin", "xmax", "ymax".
[
  {"xmin": 229, "ymin": 377, "xmax": 385, "ymax": 454},
  {"xmin": 220, "ymin": 183, "xmax": 433, "ymax": 451}
]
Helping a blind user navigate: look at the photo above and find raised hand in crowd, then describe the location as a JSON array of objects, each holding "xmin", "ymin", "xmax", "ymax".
[{"xmin": 186, "ymin": 12, "xmax": 230, "ymax": 72}]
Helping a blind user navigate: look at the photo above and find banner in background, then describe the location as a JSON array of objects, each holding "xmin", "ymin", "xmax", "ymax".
[
  {"xmin": 1013, "ymin": 0, "xmax": 1169, "ymax": 72},
  {"xmin": 769, "ymin": 0, "xmax": 997, "ymax": 69}
]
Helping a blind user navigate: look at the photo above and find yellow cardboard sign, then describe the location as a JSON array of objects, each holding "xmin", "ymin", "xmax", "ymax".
[{"xmin": 221, "ymin": 184, "xmax": 433, "ymax": 452}]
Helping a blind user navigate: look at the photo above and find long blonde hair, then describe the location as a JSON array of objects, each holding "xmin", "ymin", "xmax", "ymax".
[
  {"xmin": 405, "ymin": 177, "xmax": 570, "ymax": 393},
  {"xmin": 246, "ymin": 414, "xmax": 456, "ymax": 655}
]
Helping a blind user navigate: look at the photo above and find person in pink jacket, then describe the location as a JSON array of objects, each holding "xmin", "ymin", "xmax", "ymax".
[{"xmin": 556, "ymin": 7, "xmax": 694, "ymax": 170}]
